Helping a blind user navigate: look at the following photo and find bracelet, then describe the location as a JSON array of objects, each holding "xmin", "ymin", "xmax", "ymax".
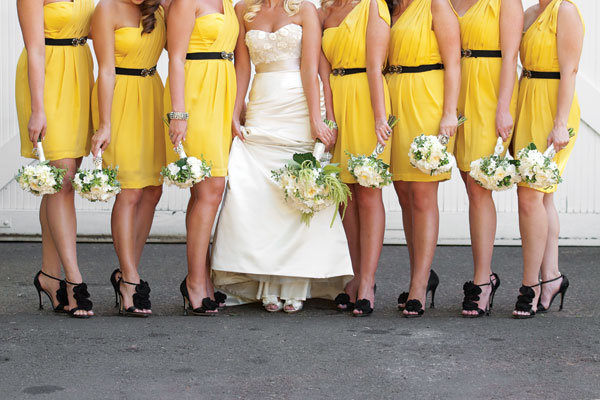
[{"xmin": 167, "ymin": 111, "xmax": 189, "ymax": 121}]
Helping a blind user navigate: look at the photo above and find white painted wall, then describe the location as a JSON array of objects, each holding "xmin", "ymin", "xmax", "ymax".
[{"xmin": 0, "ymin": 0, "xmax": 598, "ymax": 244}]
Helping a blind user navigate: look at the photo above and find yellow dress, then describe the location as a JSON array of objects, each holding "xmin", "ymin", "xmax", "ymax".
[
  {"xmin": 513, "ymin": 0, "xmax": 583, "ymax": 193},
  {"xmin": 163, "ymin": 0, "xmax": 239, "ymax": 177},
  {"xmin": 454, "ymin": 0, "xmax": 518, "ymax": 172},
  {"xmin": 16, "ymin": 0, "xmax": 94, "ymax": 161},
  {"xmin": 92, "ymin": 8, "xmax": 167, "ymax": 189},
  {"xmin": 387, "ymin": 0, "xmax": 452, "ymax": 182},
  {"xmin": 322, "ymin": 0, "xmax": 392, "ymax": 184}
]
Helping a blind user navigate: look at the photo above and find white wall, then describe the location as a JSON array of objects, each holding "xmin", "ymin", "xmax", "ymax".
[{"xmin": 0, "ymin": 0, "xmax": 598, "ymax": 244}]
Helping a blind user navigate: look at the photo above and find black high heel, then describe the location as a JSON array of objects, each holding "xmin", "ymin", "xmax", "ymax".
[
  {"xmin": 33, "ymin": 270, "xmax": 68, "ymax": 313},
  {"xmin": 398, "ymin": 269, "xmax": 439, "ymax": 310},
  {"xmin": 65, "ymin": 280, "xmax": 93, "ymax": 319},
  {"xmin": 214, "ymin": 291, "xmax": 227, "ymax": 309},
  {"xmin": 512, "ymin": 282, "xmax": 541, "ymax": 319},
  {"xmin": 352, "ymin": 284, "xmax": 376, "ymax": 317},
  {"xmin": 109, "ymin": 269, "xmax": 120, "ymax": 308},
  {"xmin": 537, "ymin": 274, "xmax": 569, "ymax": 313},
  {"xmin": 180, "ymin": 278, "xmax": 218, "ymax": 316},
  {"xmin": 461, "ymin": 273, "xmax": 500, "ymax": 318},
  {"xmin": 403, "ymin": 299, "xmax": 425, "ymax": 318},
  {"xmin": 117, "ymin": 278, "xmax": 151, "ymax": 317},
  {"xmin": 334, "ymin": 293, "xmax": 355, "ymax": 311}
]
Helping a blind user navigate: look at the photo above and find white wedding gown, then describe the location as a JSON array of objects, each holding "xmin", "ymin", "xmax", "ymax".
[{"xmin": 211, "ymin": 24, "xmax": 353, "ymax": 305}]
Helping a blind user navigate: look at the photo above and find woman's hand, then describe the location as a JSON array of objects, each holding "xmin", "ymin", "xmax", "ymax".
[
  {"xmin": 547, "ymin": 124, "xmax": 570, "ymax": 153},
  {"xmin": 374, "ymin": 117, "xmax": 392, "ymax": 146},
  {"xmin": 28, "ymin": 111, "xmax": 47, "ymax": 143},
  {"xmin": 495, "ymin": 107, "xmax": 514, "ymax": 142},
  {"xmin": 439, "ymin": 112, "xmax": 458, "ymax": 138},
  {"xmin": 168, "ymin": 119, "xmax": 187, "ymax": 147},
  {"xmin": 232, "ymin": 118, "xmax": 245, "ymax": 142},
  {"xmin": 91, "ymin": 125, "xmax": 111, "ymax": 157},
  {"xmin": 311, "ymin": 119, "xmax": 334, "ymax": 148}
]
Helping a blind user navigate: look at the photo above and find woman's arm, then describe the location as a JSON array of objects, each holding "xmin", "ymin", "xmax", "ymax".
[
  {"xmin": 548, "ymin": 1, "xmax": 584, "ymax": 152},
  {"xmin": 300, "ymin": 3, "xmax": 333, "ymax": 147},
  {"xmin": 232, "ymin": 2, "xmax": 251, "ymax": 141},
  {"xmin": 166, "ymin": 0, "xmax": 196, "ymax": 147},
  {"xmin": 90, "ymin": 2, "xmax": 116, "ymax": 156},
  {"xmin": 496, "ymin": 0, "xmax": 523, "ymax": 141},
  {"xmin": 432, "ymin": 0, "xmax": 461, "ymax": 137},
  {"xmin": 365, "ymin": 0, "xmax": 391, "ymax": 146},
  {"xmin": 17, "ymin": 0, "xmax": 46, "ymax": 143}
]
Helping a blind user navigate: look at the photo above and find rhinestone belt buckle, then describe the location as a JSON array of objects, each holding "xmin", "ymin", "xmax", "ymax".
[
  {"xmin": 389, "ymin": 65, "xmax": 402, "ymax": 74},
  {"xmin": 141, "ymin": 67, "xmax": 156, "ymax": 77},
  {"xmin": 522, "ymin": 69, "xmax": 532, "ymax": 79},
  {"xmin": 332, "ymin": 68, "xmax": 346, "ymax": 76},
  {"xmin": 461, "ymin": 49, "xmax": 472, "ymax": 58},
  {"xmin": 220, "ymin": 51, "xmax": 234, "ymax": 61},
  {"xmin": 72, "ymin": 37, "xmax": 87, "ymax": 46}
]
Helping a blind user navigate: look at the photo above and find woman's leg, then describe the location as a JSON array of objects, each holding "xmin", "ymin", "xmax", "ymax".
[
  {"xmin": 539, "ymin": 193, "xmax": 563, "ymax": 308},
  {"xmin": 394, "ymin": 180, "xmax": 415, "ymax": 279},
  {"xmin": 513, "ymin": 186, "xmax": 546, "ymax": 316},
  {"xmin": 352, "ymin": 186, "xmax": 385, "ymax": 315},
  {"xmin": 403, "ymin": 181, "xmax": 439, "ymax": 316},
  {"xmin": 37, "ymin": 195, "xmax": 63, "ymax": 306},
  {"xmin": 339, "ymin": 184, "xmax": 361, "ymax": 304},
  {"xmin": 133, "ymin": 185, "xmax": 162, "ymax": 267}
]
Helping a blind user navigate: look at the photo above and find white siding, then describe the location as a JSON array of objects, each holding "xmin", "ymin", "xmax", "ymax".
[{"xmin": 0, "ymin": 0, "xmax": 598, "ymax": 244}]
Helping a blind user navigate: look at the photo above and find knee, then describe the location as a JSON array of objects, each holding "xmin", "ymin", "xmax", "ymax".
[
  {"xmin": 194, "ymin": 178, "xmax": 225, "ymax": 207},
  {"xmin": 355, "ymin": 187, "xmax": 382, "ymax": 210},
  {"xmin": 144, "ymin": 185, "xmax": 163, "ymax": 206},
  {"xmin": 466, "ymin": 179, "xmax": 491, "ymax": 204},
  {"xmin": 117, "ymin": 189, "xmax": 144, "ymax": 206},
  {"xmin": 517, "ymin": 188, "xmax": 542, "ymax": 217},
  {"xmin": 394, "ymin": 182, "xmax": 410, "ymax": 209},
  {"xmin": 411, "ymin": 184, "xmax": 438, "ymax": 213}
]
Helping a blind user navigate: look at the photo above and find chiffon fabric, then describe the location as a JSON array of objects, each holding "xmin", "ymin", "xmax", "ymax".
[
  {"xmin": 92, "ymin": 8, "xmax": 167, "ymax": 189},
  {"xmin": 211, "ymin": 24, "xmax": 353, "ymax": 304},
  {"xmin": 322, "ymin": 0, "xmax": 392, "ymax": 184},
  {"xmin": 163, "ymin": 0, "xmax": 238, "ymax": 176},
  {"xmin": 454, "ymin": 0, "xmax": 518, "ymax": 172},
  {"xmin": 16, "ymin": 0, "xmax": 94, "ymax": 161},
  {"xmin": 513, "ymin": 0, "xmax": 583, "ymax": 193}
]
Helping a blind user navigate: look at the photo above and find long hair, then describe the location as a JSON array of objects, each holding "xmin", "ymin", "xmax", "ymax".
[
  {"xmin": 244, "ymin": 0, "xmax": 303, "ymax": 22},
  {"xmin": 139, "ymin": 0, "xmax": 161, "ymax": 34},
  {"xmin": 320, "ymin": 0, "xmax": 360, "ymax": 10}
]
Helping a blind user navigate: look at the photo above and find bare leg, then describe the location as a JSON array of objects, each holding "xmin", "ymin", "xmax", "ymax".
[
  {"xmin": 393, "ymin": 180, "xmax": 414, "ymax": 307},
  {"xmin": 404, "ymin": 181, "xmax": 439, "ymax": 316},
  {"xmin": 133, "ymin": 186, "xmax": 162, "ymax": 267},
  {"xmin": 37, "ymin": 195, "xmax": 63, "ymax": 307},
  {"xmin": 539, "ymin": 193, "xmax": 563, "ymax": 308},
  {"xmin": 339, "ymin": 184, "xmax": 361, "ymax": 307},
  {"xmin": 352, "ymin": 186, "xmax": 385, "ymax": 315}
]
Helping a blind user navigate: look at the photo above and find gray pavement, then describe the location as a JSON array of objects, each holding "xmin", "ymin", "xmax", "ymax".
[{"xmin": 0, "ymin": 242, "xmax": 599, "ymax": 400}]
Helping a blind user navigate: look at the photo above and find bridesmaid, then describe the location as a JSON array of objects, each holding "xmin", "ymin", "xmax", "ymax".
[
  {"xmin": 91, "ymin": 0, "xmax": 167, "ymax": 317},
  {"xmin": 451, "ymin": 0, "xmax": 522, "ymax": 318},
  {"xmin": 321, "ymin": 0, "xmax": 392, "ymax": 316},
  {"xmin": 16, "ymin": 0, "xmax": 94, "ymax": 318},
  {"xmin": 386, "ymin": 0, "xmax": 461, "ymax": 317},
  {"xmin": 164, "ymin": 0, "xmax": 238, "ymax": 315},
  {"xmin": 512, "ymin": 0, "xmax": 583, "ymax": 318}
]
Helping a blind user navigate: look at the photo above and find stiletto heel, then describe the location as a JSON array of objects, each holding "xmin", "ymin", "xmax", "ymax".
[
  {"xmin": 512, "ymin": 282, "xmax": 541, "ymax": 319},
  {"xmin": 109, "ymin": 269, "xmax": 120, "ymax": 308},
  {"xmin": 33, "ymin": 270, "xmax": 68, "ymax": 313},
  {"xmin": 65, "ymin": 280, "xmax": 93, "ymax": 319},
  {"xmin": 537, "ymin": 275, "xmax": 569, "ymax": 313},
  {"xmin": 398, "ymin": 269, "xmax": 439, "ymax": 310},
  {"xmin": 117, "ymin": 278, "xmax": 151, "ymax": 317},
  {"xmin": 180, "ymin": 278, "xmax": 218, "ymax": 316},
  {"xmin": 462, "ymin": 273, "xmax": 500, "ymax": 318},
  {"xmin": 489, "ymin": 273, "xmax": 500, "ymax": 310}
]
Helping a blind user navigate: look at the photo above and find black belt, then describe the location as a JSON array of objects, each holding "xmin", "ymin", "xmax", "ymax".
[
  {"xmin": 45, "ymin": 37, "xmax": 87, "ymax": 46},
  {"xmin": 331, "ymin": 68, "xmax": 366, "ymax": 76},
  {"xmin": 461, "ymin": 49, "xmax": 502, "ymax": 58},
  {"xmin": 186, "ymin": 51, "xmax": 234, "ymax": 61},
  {"xmin": 115, "ymin": 66, "xmax": 157, "ymax": 77},
  {"xmin": 385, "ymin": 63, "xmax": 444, "ymax": 74},
  {"xmin": 522, "ymin": 69, "xmax": 560, "ymax": 79}
]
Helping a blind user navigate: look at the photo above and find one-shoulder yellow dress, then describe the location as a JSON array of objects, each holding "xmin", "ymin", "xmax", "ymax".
[
  {"xmin": 92, "ymin": 8, "xmax": 167, "ymax": 189},
  {"xmin": 163, "ymin": 0, "xmax": 238, "ymax": 177},
  {"xmin": 455, "ymin": 0, "xmax": 518, "ymax": 172},
  {"xmin": 513, "ymin": 0, "xmax": 583, "ymax": 193},
  {"xmin": 322, "ymin": 0, "xmax": 392, "ymax": 184},
  {"xmin": 387, "ymin": 0, "xmax": 452, "ymax": 182},
  {"xmin": 16, "ymin": 0, "xmax": 94, "ymax": 161}
]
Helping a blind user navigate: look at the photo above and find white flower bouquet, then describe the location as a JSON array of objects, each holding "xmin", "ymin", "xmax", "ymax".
[
  {"xmin": 272, "ymin": 139, "xmax": 351, "ymax": 226},
  {"xmin": 469, "ymin": 137, "xmax": 520, "ymax": 191},
  {"xmin": 346, "ymin": 115, "xmax": 398, "ymax": 188},
  {"xmin": 16, "ymin": 140, "xmax": 66, "ymax": 196},
  {"xmin": 161, "ymin": 143, "xmax": 212, "ymax": 189},
  {"xmin": 408, "ymin": 115, "xmax": 466, "ymax": 176},
  {"xmin": 516, "ymin": 128, "xmax": 574, "ymax": 191},
  {"xmin": 73, "ymin": 152, "xmax": 121, "ymax": 202}
]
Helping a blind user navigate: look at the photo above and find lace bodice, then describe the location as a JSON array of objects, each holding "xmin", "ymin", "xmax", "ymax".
[{"xmin": 245, "ymin": 23, "xmax": 302, "ymax": 65}]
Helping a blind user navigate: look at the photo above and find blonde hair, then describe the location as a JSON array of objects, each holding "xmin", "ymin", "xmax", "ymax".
[
  {"xmin": 321, "ymin": 0, "xmax": 359, "ymax": 10},
  {"xmin": 244, "ymin": 0, "xmax": 303, "ymax": 22}
]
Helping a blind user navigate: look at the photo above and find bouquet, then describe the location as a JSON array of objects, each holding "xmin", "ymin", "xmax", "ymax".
[
  {"xmin": 16, "ymin": 140, "xmax": 66, "ymax": 196},
  {"xmin": 161, "ymin": 143, "xmax": 212, "ymax": 189},
  {"xmin": 271, "ymin": 139, "xmax": 351, "ymax": 226},
  {"xmin": 408, "ymin": 115, "xmax": 467, "ymax": 176},
  {"xmin": 469, "ymin": 137, "xmax": 520, "ymax": 191},
  {"xmin": 72, "ymin": 152, "xmax": 121, "ymax": 202},
  {"xmin": 516, "ymin": 128, "xmax": 574, "ymax": 190},
  {"xmin": 346, "ymin": 115, "xmax": 398, "ymax": 188}
]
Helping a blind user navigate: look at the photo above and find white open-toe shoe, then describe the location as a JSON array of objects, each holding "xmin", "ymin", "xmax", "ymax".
[
  {"xmin": 262, "ymin": 296, "xmax": 283, "ymax": 312},
  {"xmin": 283, "ymin": 299, "xmax": 303, "ymax": 314}
]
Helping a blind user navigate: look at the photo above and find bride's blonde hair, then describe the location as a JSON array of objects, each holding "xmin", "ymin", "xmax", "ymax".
[{"xmin": 244, "ymin": 0, "xmax": 303, "ymax": 22}]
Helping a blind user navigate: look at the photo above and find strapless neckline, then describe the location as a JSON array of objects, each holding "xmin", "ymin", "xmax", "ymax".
[{"xmin": 246, "ymin": 23, "xmax": 301, "ymax": 36}]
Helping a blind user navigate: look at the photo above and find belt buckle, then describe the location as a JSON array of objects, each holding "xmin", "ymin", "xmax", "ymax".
[
  {"xmin": 338, "ymin": 68, "xmax": 346, "ymax": 76},
  {"xmin": 221, "ymin": 51, "xmax": 234, "ymax": 61},
  {"xmin": 141, "ymin": 67, "xmax": 156, "ymax": 77},
  {"xmin": 72, "ymin": 37, "xmax": 86, "ymax": 46},
  {"xmin": 78, "ymin": 37, "xmax": 87, "ymax": 46},
  {"xmin": 461, "ymin": 49, "xmax": 472, "ymax": 58},
  {"xmin": 396, "ymin": 65, "xmax": 402, "ymax": 73},
  {"xmin": 522, "ymin": 69, "xmax": 532, "ymax": 79}
]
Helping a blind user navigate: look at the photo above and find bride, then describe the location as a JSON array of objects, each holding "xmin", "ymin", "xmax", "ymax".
[{"xmin": 211, "ymin": 0, "xmax": 353, "ymax": 313}]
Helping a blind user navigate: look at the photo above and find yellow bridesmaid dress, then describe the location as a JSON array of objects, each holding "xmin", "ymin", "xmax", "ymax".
[
  {"xmin": 16, "ymin": 0, "xmax": 94, "ymax": 160},
  {"xmin": 163, "ymin": 0, "xmax": 239, "ymax": 177},
  {"xmin": 92, "ymin": 8, "xmax": 167, "ymax": 189},
  {"xmin": 387, "ymin": 0, "xmax": 452, "ymax": 182},
  {"xmin": 513, "ymin": 0, "xmax": 583, "ymax": 193},
  {"xmin": 454, "ymin": 0, "xmax": 518, "ymax": 172},
  {"xmin": 322, "ymin": 0, "xmax": 392, "ymax": 184}
]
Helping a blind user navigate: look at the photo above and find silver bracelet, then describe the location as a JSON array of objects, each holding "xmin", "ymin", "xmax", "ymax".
[{"xmin": 167, "ymin": 111, "xmax": 189, "ymax": 121}]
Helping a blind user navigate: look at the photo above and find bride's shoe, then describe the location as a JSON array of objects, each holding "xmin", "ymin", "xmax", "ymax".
[
  {"xmin": 283, "ymin": 299, "xmax": 303, "ymax": 313},
  {"xmin": 262, "ymin": 296, "xmax": 283, "ymax": 313}
]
